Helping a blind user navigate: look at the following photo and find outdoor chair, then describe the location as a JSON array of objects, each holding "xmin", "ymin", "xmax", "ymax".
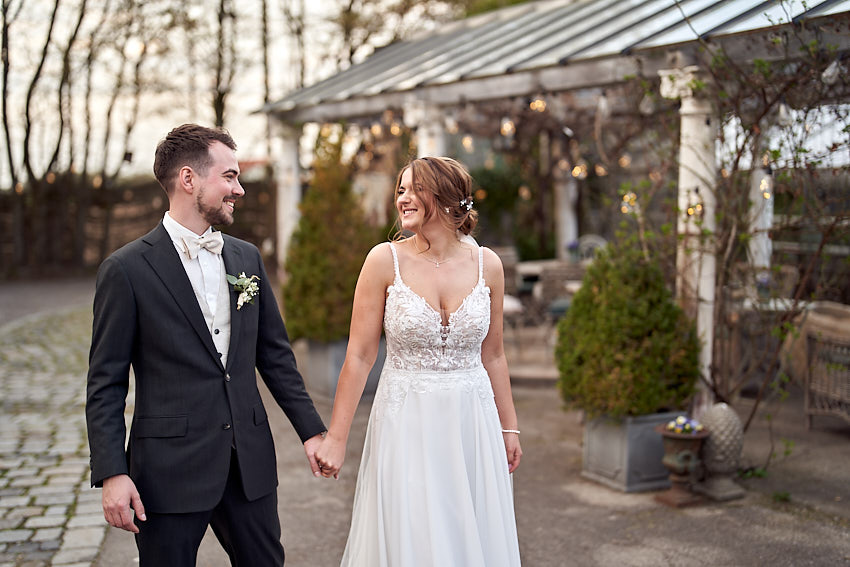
[{"xmin": 805, "ymin": 332, "xmax": 850, "ymax": 430}]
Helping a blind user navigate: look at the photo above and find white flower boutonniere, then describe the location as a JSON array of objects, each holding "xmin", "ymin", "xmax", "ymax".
[{"xmin": 227, "ymin": 272, "xmax": 260, "ymax": 310}]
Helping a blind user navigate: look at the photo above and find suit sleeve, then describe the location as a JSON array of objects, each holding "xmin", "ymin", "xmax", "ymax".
[
  {"xmin": 86, "ymin": 256, "xmax": 136, "ymax": 486},
  {"xmin": 253, "ymin": 250, "xmax": 326, "ymax": 442}
]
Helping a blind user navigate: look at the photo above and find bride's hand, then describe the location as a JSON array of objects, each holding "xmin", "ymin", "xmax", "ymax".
[
  {"xmin": 503, "ymin": 433, "xmax": 522, "ymax": 473},
  {"xmin": 315, "ymin": 434, "xmax": 347, "ymax": 479}
]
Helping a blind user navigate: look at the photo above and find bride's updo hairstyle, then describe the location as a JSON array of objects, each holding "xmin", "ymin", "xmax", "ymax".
[{"xmin": 394, "ymin": 156, "xmax": 478, "ymax": 240}]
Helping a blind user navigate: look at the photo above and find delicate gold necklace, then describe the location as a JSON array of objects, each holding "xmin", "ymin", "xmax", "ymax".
[
  {"xmin": 421, "ymin": 251, "xmax": 457, "ymax": 268},
  {"xmin": 415, "ymin": 238, "xmax": 460, "ymax": 268}
]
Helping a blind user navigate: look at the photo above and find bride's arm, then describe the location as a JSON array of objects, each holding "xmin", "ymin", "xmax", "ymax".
[
  {"xmin": 315, "ymin": 243, "xmax": 391, "ymax": 478},
  {"xmin": 480, "ymin": 248, "xmax": 522, "ymax": 473}
]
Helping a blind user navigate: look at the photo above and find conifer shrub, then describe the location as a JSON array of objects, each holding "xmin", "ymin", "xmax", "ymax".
[
  {"xmin": 282, "ymin": 133, "xmax": 379, "ymax": 342},
  {"xmin": 555, "ymin": 238, "xmax": 700, "ymax": 418}
]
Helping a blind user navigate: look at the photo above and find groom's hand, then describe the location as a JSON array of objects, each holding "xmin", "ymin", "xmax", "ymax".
[
  {"xmin": 102, "ymin": 474, "xmax": 146, "ymax": 533},
  {"xmin": 303, "ymin": 433, "xmax": 325, "ymax": 478}
]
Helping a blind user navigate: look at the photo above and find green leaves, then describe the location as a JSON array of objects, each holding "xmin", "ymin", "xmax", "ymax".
[
  {"xmin": 555, "ymin": 240, "xmax": 700, "ymax": 418},
  {"xmin": 282, "ymin": 132, "xmax": 379, "ymax": 342}
]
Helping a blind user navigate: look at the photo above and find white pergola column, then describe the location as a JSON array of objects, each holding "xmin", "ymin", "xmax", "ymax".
[
  {"xmin": 553, "ymin": 166, "xmax": 579, "ymax": 260},
  {"xmin": 272, "ymin": 122, "xmax": 302, "ymax": 275},
  {"xmin": 660, "ymin": 66, "xmax": 718, "ymax": 417},
  {"xmin": 414, "ymin": 103, "xmax": 446, "ymax": 158},
  {"xmin": 748, "ymin": 166, "xmax": 774, "ymax": 271}
]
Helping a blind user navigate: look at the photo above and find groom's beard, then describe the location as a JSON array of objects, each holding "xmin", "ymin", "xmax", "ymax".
[{"xmin": 196, "ymin": 187, "xmax": 236, "ymax": 226}]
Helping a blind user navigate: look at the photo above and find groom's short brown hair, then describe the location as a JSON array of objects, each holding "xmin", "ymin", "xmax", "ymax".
[{"xmin": 153, "ymin": 123, "xmax": 236, "ymax": 194}]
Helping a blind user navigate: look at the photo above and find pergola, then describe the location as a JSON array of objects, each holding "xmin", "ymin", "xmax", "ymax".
[{"xmin": 264, "ymin": 0, "xmax": 850, "ymax": 410}]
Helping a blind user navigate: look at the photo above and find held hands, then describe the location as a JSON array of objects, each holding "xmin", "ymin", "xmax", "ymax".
[
  {"xmin": 102, "ymin": 474, "xmax": 145, "ymax": 533},
  {"xmin": 502, "ymin": 431, "xmax": 522, "ymax": 473},
  {"xmin": 314, "ymin": 433, "xmax": 347, "ymax": 479}
]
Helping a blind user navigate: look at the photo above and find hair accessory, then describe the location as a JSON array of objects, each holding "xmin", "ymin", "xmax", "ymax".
[{"xmin": 460, "ymin": 197, "xmax": 473, "ymax": 211}]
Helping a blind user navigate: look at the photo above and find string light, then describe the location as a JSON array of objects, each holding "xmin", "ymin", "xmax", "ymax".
[
  {"xmin": 529, "ymin": 97, "xmax": 546, "ymax": 112},
  {"xmin": 594, "ymin": 164, "xmax": 608, "ymax": 177},
  {"xmin": 571, "ymin": 162, "xmax": 588, "ymax": 179},
  {"xmin": 518, "ymin": 185, "xmax": 532, "ymax": 200},
  {"xmin": 14, "ymin": 182, "xmax": 23, "ymax": 194},
  {"xmin": 760, "ymin": 177, "xmax": 772, "ymax": 200},
  {"xmin": 462, "ymin": 135, "xmax": 474, "ymax": 153},
  {"xmin": 618, "ymin": 154, "xmax": 632, "ymax": 168},
  {"xmin": 370, "ymin": 123, "xmax": 382, "ymax": 137},
  {"xmin": 500, "ymin": 117, "xmax": 516, "ymax": 137},
  {"xmin": 685, "ymin": 188, "xmax": 704, "ymax": 217},
  {"xmin": 621, "ymin": 192, "xmax": 638, "ymax": 214},
  {"xmin": 390, "ymin": 122, "xmax": 402, "ymax": 136}
]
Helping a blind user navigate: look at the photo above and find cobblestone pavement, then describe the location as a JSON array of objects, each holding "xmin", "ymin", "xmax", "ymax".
[
  {"xmin": 0, "ymin": 306, "xmax": 109, "ymax": 566},
  {"xmin": 3, "ymin": 288, "xmax": 850, "ymax": 566}
]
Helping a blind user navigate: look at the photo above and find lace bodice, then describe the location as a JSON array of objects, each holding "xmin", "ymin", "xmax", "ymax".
[{"xmin": 383, "ymin": 243, "xmax": 491, "ymax": 373}]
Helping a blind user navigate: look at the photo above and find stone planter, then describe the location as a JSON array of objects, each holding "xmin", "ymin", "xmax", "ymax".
[
  {"xmin": 297, "ymin": 337, "xmax": 385, "ymax": 399},
  {"xmin": 654, "ymin": 424, "xmax": 709, "ymax": 507},
  {"xmin": 582, "ymin": 411, "xmax": 680, "ymax": 492}
]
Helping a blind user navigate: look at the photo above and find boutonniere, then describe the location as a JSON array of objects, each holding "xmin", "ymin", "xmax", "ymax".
[{"xmin": 227, "ymin": 272, "xmax": 260, "ymax": 310}]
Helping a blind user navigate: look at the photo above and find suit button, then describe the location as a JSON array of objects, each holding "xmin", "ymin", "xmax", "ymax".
[
  {"xmin": 225, "ymin": 373, "xmax": 231, "ymax": 382},
  {"xmin": 214, "ymin": 328, "xmax": 220, "ymax": 335},
  {"xmin": 223, "ymin": 423, "xmax": 231, "ymax": 430}
]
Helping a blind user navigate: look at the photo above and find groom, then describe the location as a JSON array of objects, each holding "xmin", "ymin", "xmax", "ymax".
[{"xmin": 86, "ymin": 123, "xmax": 326, "ymax": 566}]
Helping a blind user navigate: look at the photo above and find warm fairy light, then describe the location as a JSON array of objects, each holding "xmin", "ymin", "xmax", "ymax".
[
  {"xmin": 390, "ymin": 122, "xmax": 402, "ymax": 136},
  {"xmin": 518, "ymin": 185, "xmax": 532, "ymax": 200},
  {"xmin": 46, "ymin": 172, "xmax": 56, "ymax": 184},
  {"xmin": 529, "ymin": 98, "xmax": 546, "ymax": 112},
  {"xmin": 594, "ymin": 164, "xmax": 608, "ymax": 177},
  {"xmin": 621, "ymin": 192, "xmax": 638, "ymax": 214},
  {"xmin": 618, "ymin": 154, "xmax": 632, "ymax": 168},
  {"xmin": 475, "ymin": 188, "xmax": 487, "ymax": 200},
  {"xmin": 557, "ymin": 158, "xmax": 569, "ymax": 170},
  {"xmin": 571, "ymin": 163, "xmax": 588, "ymax": 179},
  {"xmin": 92, "ymin": 175, "xmax": 103, "ymax": 189},
  {"xmin": 14, "ymin": 182, "xmax": 23, "ymax": 194},
  {"xmin": 320, "ymin": 123, "xmax": 333, "ymax": 137},
  {"xmin": 649, "ymin": 170, "xmax": 662, "ymax": 182},
  {"xmin": 760, "ymin": 177, "xmax": 772, "ymax": 200},
  {"xmin": 500, "ymin": 117, "xmax": 516, "ymax": 137},
  {"xmin": 462, "ymin": 135, "xmax": 474, "ymax": 153},
  {"xmin": 370, "ymin": 123, "xmax": 383, "ymax": 137}
]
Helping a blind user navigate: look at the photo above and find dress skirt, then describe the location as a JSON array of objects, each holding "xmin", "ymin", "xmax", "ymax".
[{"xmin": 340, "ymin": 366, "xmax": 521, "ymax": 567}]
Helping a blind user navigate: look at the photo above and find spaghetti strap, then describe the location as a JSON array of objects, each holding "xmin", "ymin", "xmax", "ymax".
[
  {"xmin": 477, "ymin": 246, "xmax": 484, "ymax": 284},
  {"xmin": 388, "ymin": 242, "xmax": 401, "ymax": 281}
]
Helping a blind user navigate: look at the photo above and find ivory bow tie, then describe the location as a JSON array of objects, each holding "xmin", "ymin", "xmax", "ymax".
[{"xmin": 181, "ymin": 232, "xmax": 224, "ymax": 259}]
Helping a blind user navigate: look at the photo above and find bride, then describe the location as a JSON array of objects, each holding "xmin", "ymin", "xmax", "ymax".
[{"xmin": 315, "ymin": 156, "xmax": 522, "ymax": 566}]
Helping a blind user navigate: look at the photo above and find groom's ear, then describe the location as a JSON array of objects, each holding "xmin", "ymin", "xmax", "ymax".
[{"xmin": 177, "ymin": 166, "xmax": 195, "ymax": 195}]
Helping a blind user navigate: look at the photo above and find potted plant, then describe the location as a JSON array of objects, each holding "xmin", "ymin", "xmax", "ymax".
[
  {"xmin": 282, "ymin": 132, "xmax": 381, "ymax": 397},
  {"xmin": 555, "ymin": 236, "xmax": 700, "ymax": 492}
]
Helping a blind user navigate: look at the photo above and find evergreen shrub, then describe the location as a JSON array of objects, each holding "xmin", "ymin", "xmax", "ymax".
[
  {"xmin": 282, "ymin": 134, "xmax": 378, "ymax": 342},
  {"xmin": 555, "ymin": 239, "xmax": 700, "ymax": 418}
]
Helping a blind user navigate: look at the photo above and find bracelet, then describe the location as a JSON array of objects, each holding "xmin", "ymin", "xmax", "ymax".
[{"xmin": 501, "ymin": 429, "xmax": 520, "ymax": 435}]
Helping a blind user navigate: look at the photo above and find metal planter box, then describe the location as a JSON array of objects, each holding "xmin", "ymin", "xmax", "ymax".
[
  {"xmin": 300, "ymin": 338, "xmax": 385, "ymax": 399},
  {"xmin": 582, "ymin": 411, "xmax": 679, "ymax": 492}
]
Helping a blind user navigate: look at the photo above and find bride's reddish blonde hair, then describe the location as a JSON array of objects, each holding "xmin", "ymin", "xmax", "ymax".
[{"xmin": 392, "ymin": 157, "xmax": 478, "ymax": 244}]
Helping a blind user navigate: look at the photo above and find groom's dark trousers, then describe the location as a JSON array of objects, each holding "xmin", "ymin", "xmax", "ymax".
[{"xmin": 86, "ymin": 223, "xmax": 325, "ymax": 566}]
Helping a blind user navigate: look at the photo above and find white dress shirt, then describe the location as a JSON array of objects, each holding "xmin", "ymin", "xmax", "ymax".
[{"xmin": 162, "ymin": 212, "xmax": 223, "ymax": 329}]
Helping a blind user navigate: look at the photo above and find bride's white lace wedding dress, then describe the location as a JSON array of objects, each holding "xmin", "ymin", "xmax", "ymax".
[{"xmin": 341, "ymin": 242, "xmax": 521, "ymax": 567}]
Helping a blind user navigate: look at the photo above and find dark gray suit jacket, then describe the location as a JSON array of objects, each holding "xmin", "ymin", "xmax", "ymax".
[{"xmin": 86, "ymin": 222, "xmax": 325, "ymax": 513}]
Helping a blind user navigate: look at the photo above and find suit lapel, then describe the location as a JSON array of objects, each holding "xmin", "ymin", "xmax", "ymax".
[
  {"xmin": 142, "ymin": 223, "xmax": 224, "ymax": 370},
  {"xmin": 222, "ymin": 238, "xmax": 243, "ymax": 372}
]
